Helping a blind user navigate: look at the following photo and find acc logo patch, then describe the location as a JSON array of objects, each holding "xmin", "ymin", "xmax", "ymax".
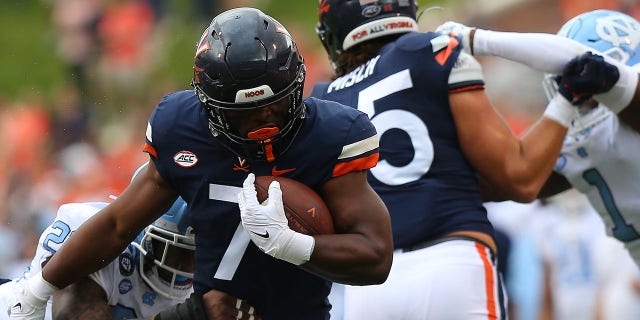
[
  {"xmin": 174, "ymin": 151, "xmax": 199, "ymax": 168},
  {"xmin": 362, "ymin": 5, "xmax": 381, "ymax": 17},
  {"xmin": 118, "ymin": 279, "xmax": 133, "ymax": 294},
  {"xmin": 119, "ymin": 252, "xmax": 135, "ymax": 276}
]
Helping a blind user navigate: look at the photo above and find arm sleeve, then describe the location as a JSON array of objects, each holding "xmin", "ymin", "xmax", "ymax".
[
  {"xmin": 473, "ymin": 29, "xmax": 591, "ymax": 74},
  {"xmin": 473, "ymin": 29, "xmax": 639, "ymax": 113}
]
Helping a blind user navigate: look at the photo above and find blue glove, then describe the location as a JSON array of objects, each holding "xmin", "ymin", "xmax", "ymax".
[{"xmin": 557, "ymin": 51, "xmax": 620, "ymax": 105}]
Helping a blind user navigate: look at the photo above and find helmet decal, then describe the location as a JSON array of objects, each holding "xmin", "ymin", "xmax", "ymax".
[
  {"xmin": 558, "ymin": 9, "xmax": 640, "ymax": 67},
  {"xmin": 235, "ymin": 85, "xmax": 275, "ymax": 103}
]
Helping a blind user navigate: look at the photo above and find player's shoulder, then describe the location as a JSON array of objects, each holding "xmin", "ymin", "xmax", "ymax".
[
  {"xmin": 302, "ymin": 97, "xmax": 378, "ymax": 155},
  {"xmin": 151, "ymin": 90, "xmax": 201, "ymax": 123},
  {"xmin": 304, "ymin": 97, "xmax": 372, "ymax": 128},
  {"xmin": 391, "ymin": 31, "xmax": 443, "ymax": 52},
  {"xmin": 148, "ymin": 90, "xmax": 206, "ymax": 143},
  {"xmin": 310, "ymin": 83, "xmax": 330, "ymax": 99},
  {"xmin": 55, "ymin": 202, "xmax": 108, "ymax": 228}
]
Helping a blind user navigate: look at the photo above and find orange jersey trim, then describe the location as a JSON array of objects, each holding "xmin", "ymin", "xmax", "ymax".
[
  {"xmin": 435, "ymin": 36, "xmax": 460, "ymax": 66},
  {"xmin": 332, "ymin": 153, "xmax": 379, "ymax": 177},
  {"xmin": 475, "ymin": 242, "xmax": 498, "ymax": 320},
  {"xmin": 143, "ymin": 143, "xmax": 158, "ymax": 159},
  {"xmin": 449, "ymin": 84, "xmax": 485, "ymax": 94}
]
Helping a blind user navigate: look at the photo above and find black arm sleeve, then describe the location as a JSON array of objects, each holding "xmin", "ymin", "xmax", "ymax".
[{"xmin": 155, "ymin": 293, "xmax": 207, "ymax": 320}]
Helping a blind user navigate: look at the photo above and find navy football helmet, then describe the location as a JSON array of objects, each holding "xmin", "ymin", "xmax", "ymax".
[
  {"xmin": 192, "ymin": 7, "xmax": 306, "ymax": 162},
  {"xmin": 130, "ymin": 163, "xmax": 195, "ymax": 300},
  {"xmin": 316, "ymin": 0, "xmax": 418, "ymax": 71},
  {"xmin": 544, "ymin": 9, "xmax": 640, "ymax": 100}
]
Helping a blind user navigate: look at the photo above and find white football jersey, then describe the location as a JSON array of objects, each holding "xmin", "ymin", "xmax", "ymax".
[
  {"xmin": 555, "ymin": 104, "xmax": 640, "ymax": 263},
  {"xmin": 9, "ymin": 202, "xmax": 189, "ymax": 319}
]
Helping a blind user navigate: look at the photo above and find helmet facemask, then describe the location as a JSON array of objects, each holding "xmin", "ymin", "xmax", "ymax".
[
  {"xmin": 134, "ymin": 224, "xmax": 195, "ymax": 300},
  {"xmin": 194, "ymin": 64, "xmax": 306, "ymax": 162}
]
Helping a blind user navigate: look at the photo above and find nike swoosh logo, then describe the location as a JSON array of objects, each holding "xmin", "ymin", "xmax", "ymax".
[
  {"xmin": 272, "ymin": 166, "xmax": 295, "ymax": 176},
  {"xmin": 12, "ymin": 302, "xmax": 22, "ymax": 312},
  {"xmin": 251, "ymin": 230, "xmax": 270, "ymax": 238}
]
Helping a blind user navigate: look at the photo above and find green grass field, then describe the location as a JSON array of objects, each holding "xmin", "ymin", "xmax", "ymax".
[{"xmin": 0, "ymin": 0, "xmax": 442, "ymax": 107}]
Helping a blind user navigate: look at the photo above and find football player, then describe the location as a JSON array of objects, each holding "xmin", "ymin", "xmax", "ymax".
[
  {"xmin": 7, "ymin": 7, "xmax": 392, "ymax": 320},
  {"xmin": 309, "ymin": 1, "xmax": 612, "ymax": 319},
  {"xmin": 437, "ymin": 10, "xmax": 640, "ymax": 265},
  {"xmin": 0, "ymin": 194, "xmax": 196, "ymax": 319}
]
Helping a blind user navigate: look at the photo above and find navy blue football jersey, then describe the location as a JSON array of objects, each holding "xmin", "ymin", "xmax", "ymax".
[
  {"xmin": 311, "ymin": 31, "xmax": 494, "ymax": 249},
  {"xmin": 144, "ymin": 91, "xmax": 379, "ymax": 319}
]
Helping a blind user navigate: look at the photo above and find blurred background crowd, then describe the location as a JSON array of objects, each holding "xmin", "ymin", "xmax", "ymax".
[{"xmin": 1, "ymin": 0, "xmax": 639, "ymax": 319}]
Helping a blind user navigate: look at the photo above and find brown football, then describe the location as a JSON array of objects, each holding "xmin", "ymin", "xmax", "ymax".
[{"xmin": 254, "ymin": 175, "xmax": 334, "ymax": 235}]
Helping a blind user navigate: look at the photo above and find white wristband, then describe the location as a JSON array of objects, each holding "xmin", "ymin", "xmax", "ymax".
[
  {"xmin": 594, "ymin": 63, "xmax": 638, "ymax": 114},
  {"xmin": 25, "ymin": 272, "xmax": 59, "ymax": 305},
  {"xmin": 273, "ymin": 230, "xmax": 315, "ymax": 265},
  {"xmin": 543, "ymin": 94, "xmax": 576, "ymax": 128}
]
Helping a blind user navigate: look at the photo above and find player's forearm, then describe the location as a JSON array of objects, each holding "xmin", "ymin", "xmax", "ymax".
[
  {"xmin": 302, "ymin": 233, "xmax": 392, "ymax": 285},
  {"xmin": 507, "ymin": 116, "xmax": 568, "ymax": 202},
  {"xmin": 473, "ymin": 29, "xmax": 589, "ymax": 74},
  {"xmin": 302, "ymin": 198, "xmax": 392, "ymax": 285}
]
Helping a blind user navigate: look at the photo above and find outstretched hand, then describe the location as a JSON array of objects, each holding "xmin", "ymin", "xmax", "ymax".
[{"xmin": 557, "ymin": 51, "xmax": 620, "ymax": 105}]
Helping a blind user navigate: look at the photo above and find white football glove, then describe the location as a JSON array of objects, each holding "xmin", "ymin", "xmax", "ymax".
[
  {"xmin": 7, "ymin": 272, "xmax": 57, "ymax": 320},
  {"xmin": 237, "ymin": 173, "xmax": 315, "ymax": 265},
  {"xmin": 435, "ymin": 21, "xmax": 475, "ymax": 55}
]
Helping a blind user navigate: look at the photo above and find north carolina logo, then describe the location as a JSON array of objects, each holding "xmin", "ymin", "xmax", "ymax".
[
  {"xmin": 174, "ymin": 151, "xmax": 199, "ymax": 168},
  {"xmin": 118, "ymin": 279, "xmax": 133, "ymax": 294}
]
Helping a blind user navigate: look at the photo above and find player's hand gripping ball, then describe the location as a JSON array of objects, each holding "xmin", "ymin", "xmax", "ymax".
[{"xmin": 254, "ymin": 175, "xmax": 334, "ymax": 235}]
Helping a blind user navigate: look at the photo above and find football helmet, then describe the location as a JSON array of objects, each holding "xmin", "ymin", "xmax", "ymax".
[
  {"xmin": 316, "ymin": 0, "xmax": 419, "ymax": 70},
  {"xmin": 192, "ymin": 7, "xmax": 306, "ymax": 162},
  {"xmin": 544, "ymin": 9, "xmax": 640, "ymax": 100},
  {"xmin": 133, "ymin": 197, "xmax": 195, "ymax": 300}
]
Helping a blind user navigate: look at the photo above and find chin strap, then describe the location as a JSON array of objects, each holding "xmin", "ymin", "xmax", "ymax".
[{"xmin": 247, "ymin": 127, "xmax": 280, "ymax": 162}]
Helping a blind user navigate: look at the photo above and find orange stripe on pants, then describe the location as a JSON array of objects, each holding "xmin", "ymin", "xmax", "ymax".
[{"xmin": 475, "ymin": 242, "xmax": 498, "ymax": 319}]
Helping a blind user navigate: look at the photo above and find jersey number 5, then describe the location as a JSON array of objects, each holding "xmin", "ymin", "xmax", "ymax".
[{"xmin": 357, "ymin": 69, "xmax": 434, "ymax": 186}]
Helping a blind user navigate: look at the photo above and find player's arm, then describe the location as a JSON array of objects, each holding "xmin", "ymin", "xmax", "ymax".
[
  {"xmin": 11, "ymin": 160, "xmax": 178, "ymax": 318},
  {"xmin": 437, "ymin": 22, "xmax": 640, "ymax": 117},
  {"xmin": 451, "ymin": 87, "xmax": 568, "ymax": 202},
  {"xmin": 304, "ymin": 170, "xmax": 393, "ymax": 285},
  {"xmin": 51, "ymin": 277, "xmax": 113, "ymax": 320},
  {"xmin": 42, "ymin": 160, "xmax": 177, "ymax": 286},
  {"xmin": 481, "ymin": 170, "xmax": 572, "ymax": 202},
  {"xmin": 238, "ymin": 171, "xmax": 392, "ymax": 286},
  {"xmin": 617, "ymin": 82, "xmax": 640, "ymax": 132}
]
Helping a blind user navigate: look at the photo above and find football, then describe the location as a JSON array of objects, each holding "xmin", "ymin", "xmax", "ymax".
[{"xmin": 254, "ymin": 176, "xmax": 334, "ymax": 235}]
